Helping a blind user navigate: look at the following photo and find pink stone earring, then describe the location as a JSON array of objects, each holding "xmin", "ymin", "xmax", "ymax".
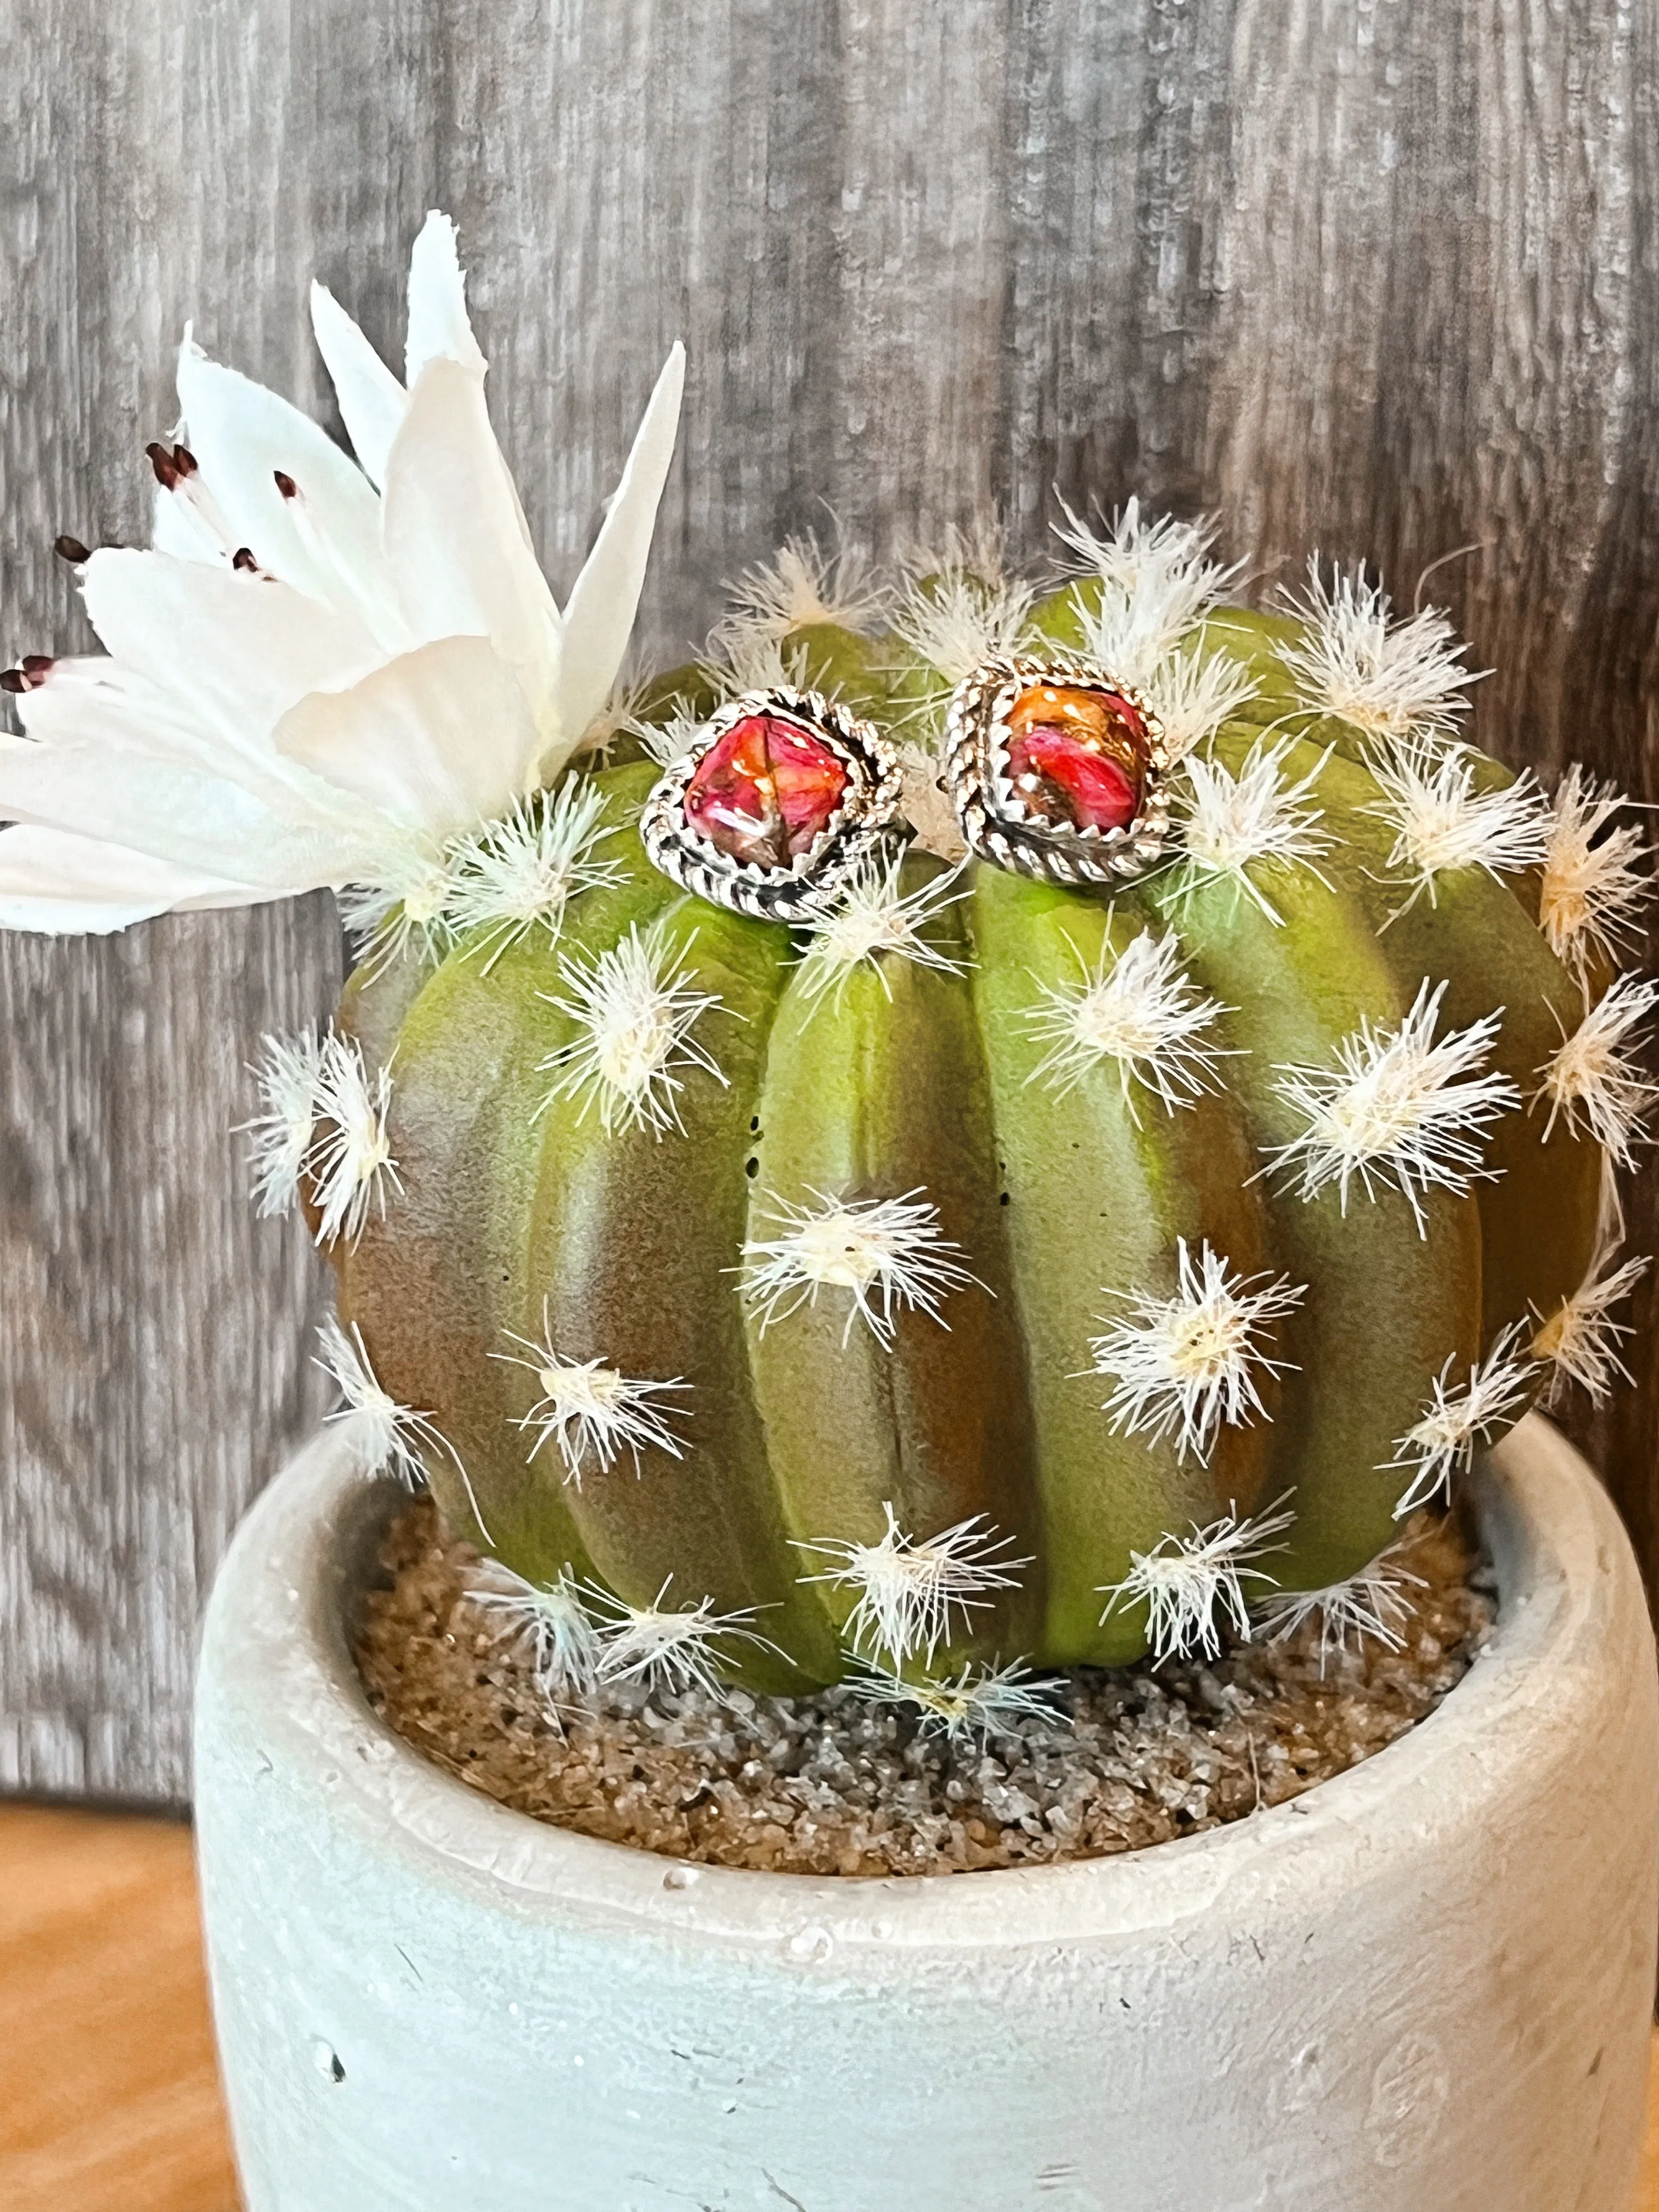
[
  {"xmin": 944, "ymin": 656, "xmax": 1171, "ymax": 883},
  {"xmin": 641, "ymin": 688, "xmax": 901, "ymax": 919}
]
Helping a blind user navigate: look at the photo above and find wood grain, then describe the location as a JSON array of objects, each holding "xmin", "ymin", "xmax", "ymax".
[
  {"xmin": 2, "ymin": 0, "xmax": 1656, "ymax": 1802},
  {"xmin": 0, "ymin": 1806, "xmax": 239, "ymax": 2212}
]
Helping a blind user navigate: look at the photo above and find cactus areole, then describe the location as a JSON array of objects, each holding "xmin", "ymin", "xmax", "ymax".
[{"xmin": 312, "ymin": 557, "xmax": 1645, "ymax": 1705}]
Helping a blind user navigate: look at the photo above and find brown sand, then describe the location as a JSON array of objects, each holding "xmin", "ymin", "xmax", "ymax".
[{"xmin": 356, "ymin": 1497, "xmax": 1494, "ymax": 1878}]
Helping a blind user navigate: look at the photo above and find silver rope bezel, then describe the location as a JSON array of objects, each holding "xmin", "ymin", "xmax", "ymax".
[
  {"xmin": 944, "ymin": 654, "xmax": 1171, "ymax": 884},
  {"xmin": 640, "ymin": 689, "xmax": 902, "ymax": 921}
]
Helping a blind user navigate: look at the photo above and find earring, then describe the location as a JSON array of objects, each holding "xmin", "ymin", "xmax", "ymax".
[
  {"xmin": 944, "ymin": 656, "xmax": 1170, "ymax": 883},
  {"xmin": 641, "ymin": 689, "xmax": 901, "ymax": 920}
]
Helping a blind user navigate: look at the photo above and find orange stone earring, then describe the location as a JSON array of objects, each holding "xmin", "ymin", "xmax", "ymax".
[
  {"xmin": 944, "ymin": 656, "xmax": 1171, "ymax": 883},
  {"xmin": 641, "ymin": 687, "xmax": 902, "ymax": 918}
]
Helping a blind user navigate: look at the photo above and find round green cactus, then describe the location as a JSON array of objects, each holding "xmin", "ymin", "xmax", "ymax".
[{"xmin": 301, "ymin": 521, "xmax": 1647, "ymax": 1700}]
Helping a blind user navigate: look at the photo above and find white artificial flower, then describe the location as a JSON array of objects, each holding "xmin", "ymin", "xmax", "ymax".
[{"xmin": 0, "ymin": 213, "xmax": 684, "ymax": 936}]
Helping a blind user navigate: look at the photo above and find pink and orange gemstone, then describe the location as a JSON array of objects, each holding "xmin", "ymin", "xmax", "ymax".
[
  {"xmin": 1003, "ymin": 682, "xmax": 1149, "ymax": 834},
  {"xmin": 684, "ymin": 713, "xmax": 851, "ymax": 869}
]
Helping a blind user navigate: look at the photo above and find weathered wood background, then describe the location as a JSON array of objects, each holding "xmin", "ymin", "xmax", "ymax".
[{"xmin": 3, "ymin": 0, "xmax": 1656, "ymax": 1807}]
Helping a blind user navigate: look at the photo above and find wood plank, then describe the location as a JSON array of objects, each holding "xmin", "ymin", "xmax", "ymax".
[
  {"xmin": 2, "ymin": 0, "xmax": 1656, "ymax": 1801},
  {"xmin": 0, "ymin": 1807, "xmax": 239, "ymax": 2212}
]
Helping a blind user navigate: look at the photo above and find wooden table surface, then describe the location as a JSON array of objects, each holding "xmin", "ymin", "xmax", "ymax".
[{"xmin": 1, "ymin": 1802, "xmax": 1656, "ymax": 2212}]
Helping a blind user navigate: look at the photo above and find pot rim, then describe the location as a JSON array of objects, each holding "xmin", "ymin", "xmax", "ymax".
[{"xmin": 196, "ymin": 1411, "xmax": 1634, "ymax": 1957}]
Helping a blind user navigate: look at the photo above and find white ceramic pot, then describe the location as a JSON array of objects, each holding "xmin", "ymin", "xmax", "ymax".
[{"xmin": 195, "ymin": 1414, "xmax": 1658, "ymax": 2212}]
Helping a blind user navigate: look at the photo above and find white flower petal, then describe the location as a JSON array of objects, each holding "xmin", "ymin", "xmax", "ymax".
[
  {"xmin": 272, "ymin": 635, "xmax": 541, "ymax": 833},
  {"xmin": 79, "ymin": 549, "xmax": 382, "ymax": 759},
  {"xmin": 308, "ymin": 280, "xmax": 407, "ymax": 490},
  {"xmin": 0, "ymin": 823, "xmax": 264, "ymax": 932},
  {"xmin": 15, "ymin": 654, "xmax": 369, "ymax": 839},
  {"xmin": 381, "ymin": 357, "xmax": 563, "ymax": 738},
  {"xmin": 174, "ymin": 338, "xmax": 387, "ymax": 607},
  {"xmin": 556, "ymin": 343, "xmax": 686, "ymax": 758},
  {"xmin": 404, "ymin": 210, "xmax": 485, "ymax": 385},
  {"xmin": 0, "ymin": 732, "xmax": 356, "ymax": 892},
  {"xmin": 149, "ymin": 481, "xmax": 216, "ymax": 563}
]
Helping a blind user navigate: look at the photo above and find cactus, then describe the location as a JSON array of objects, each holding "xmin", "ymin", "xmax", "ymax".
[
  {"xmin": 277, "ymin": 511, "xmax": 1652, "ymax": 1701},
  {"xmin": 1, "ymin": 212, "xmax": 1647, "ymax": 1717}
]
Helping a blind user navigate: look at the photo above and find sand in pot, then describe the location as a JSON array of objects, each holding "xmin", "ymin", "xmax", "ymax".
[{"xmin": 356, "ymin": 1496, "xmax": 1494, "ymax": 1878}]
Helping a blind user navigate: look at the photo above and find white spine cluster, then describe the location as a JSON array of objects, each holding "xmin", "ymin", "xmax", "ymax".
[
  {"xmin": 793, "ymin": 851, "xmax": 969, "ymax": 1008},
  {"xmin": 849, "ymin": 1655, "xmax": 1065, "ymax": 1740},
  {"xmin": 1023, "ymin": 927, "xmax": 1235, "ymax": 1115},
  {"xmin": 1532, "ymin": 972, "xmax": 1659, "ymax": 1169},
  {"xmin": 1058, "ymin": 498, "xmax": 1241, "ymax": 691},
  {"xmin": 630, "ymin": 701, "xmax": 706, "ymax": 769},
  {"xmin": 891, "ymin": 551, "xmax": 1037, "ymax": 688},
  {"xmin": 1140, "ymin": 646, "xmax": 1262, "ymax": 764},
  {"xmin": 1265, "ymin": 979, "xmax": 1518, "ymax": 1232},
  {"xmin": 314, "ymin": 1312, "xmax": 474, "ymax": 1508},
  {"xmin": 699, "ymin": 631, "xmax": 811, "ymax": 701},
  {"xmin": 243, "ymin": 1029, "xmax": 326, "ymax": 1219},
  {"xmin": 1539, "ymin": 767, "xmax": 1652, "ymax": 984},
  {"xmin": 1052, "ymin": 496, "xmax": 1221, "ymax": 596},
  {"xmin": 585, "ymin": 1579, "xmax": 781, "ymax": 1699},
  {"xmin": 795, "ymin": 1502, "xmax": 1031, "ymax": 1665},
  {"xmin": 1098, "ymin": 1497, "xmax": 1295, "ymax": 1664},
  {"xmin": 492, "ymin": 1306, "xmax": 691, "ymax": 1485},
  {"xmin": 1386, "ymin": 1327, "xmax": 1535, "ymax": 1517},
  {"xmin": 1363, "ymin": 735, "xmax": 1550, "ymax": 911},
  {"xmin": 1277, "ymin": 560, "xmax": 1481, "ymax": 737},
  {"xmin": 1256, "ymin": 1545, "xmax": 1427, "ymax": 1676},
  {"xmin": 540, "ymin": 919, "xmax": 729, "ymax": 1137},
  {"xmin": 307, "ymin": 1030, "xmax": 401, "ymax": 1246},
  {"xmin": 740, "ymin": 1188, "xmax": 982, "ymax": 1348},
  {"xmin": 338, "ymin": 842, "xmax": 463, "ymax": 977},
  {"xmin": 462, "ymin": 1560, "xmax": 603, "ymax": 1702},
  {"xmin": 1171, "ymin": 738, "xmax": 1335, "ymax": 923},
  {"xmin": 710, "ymin": 530, "xmax": 889, "ymax": 654},
  {"xmin": 1087, "ymin": 1240, "xmax": 1306, "ymax": 1463},
  {"xmin": 1531, "ymin": 1250, "xmax": 1651, "ymax": 1407},
  {"xmin": 446, "ymin": 784, "xmax": 625, "ymax": 969}
]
